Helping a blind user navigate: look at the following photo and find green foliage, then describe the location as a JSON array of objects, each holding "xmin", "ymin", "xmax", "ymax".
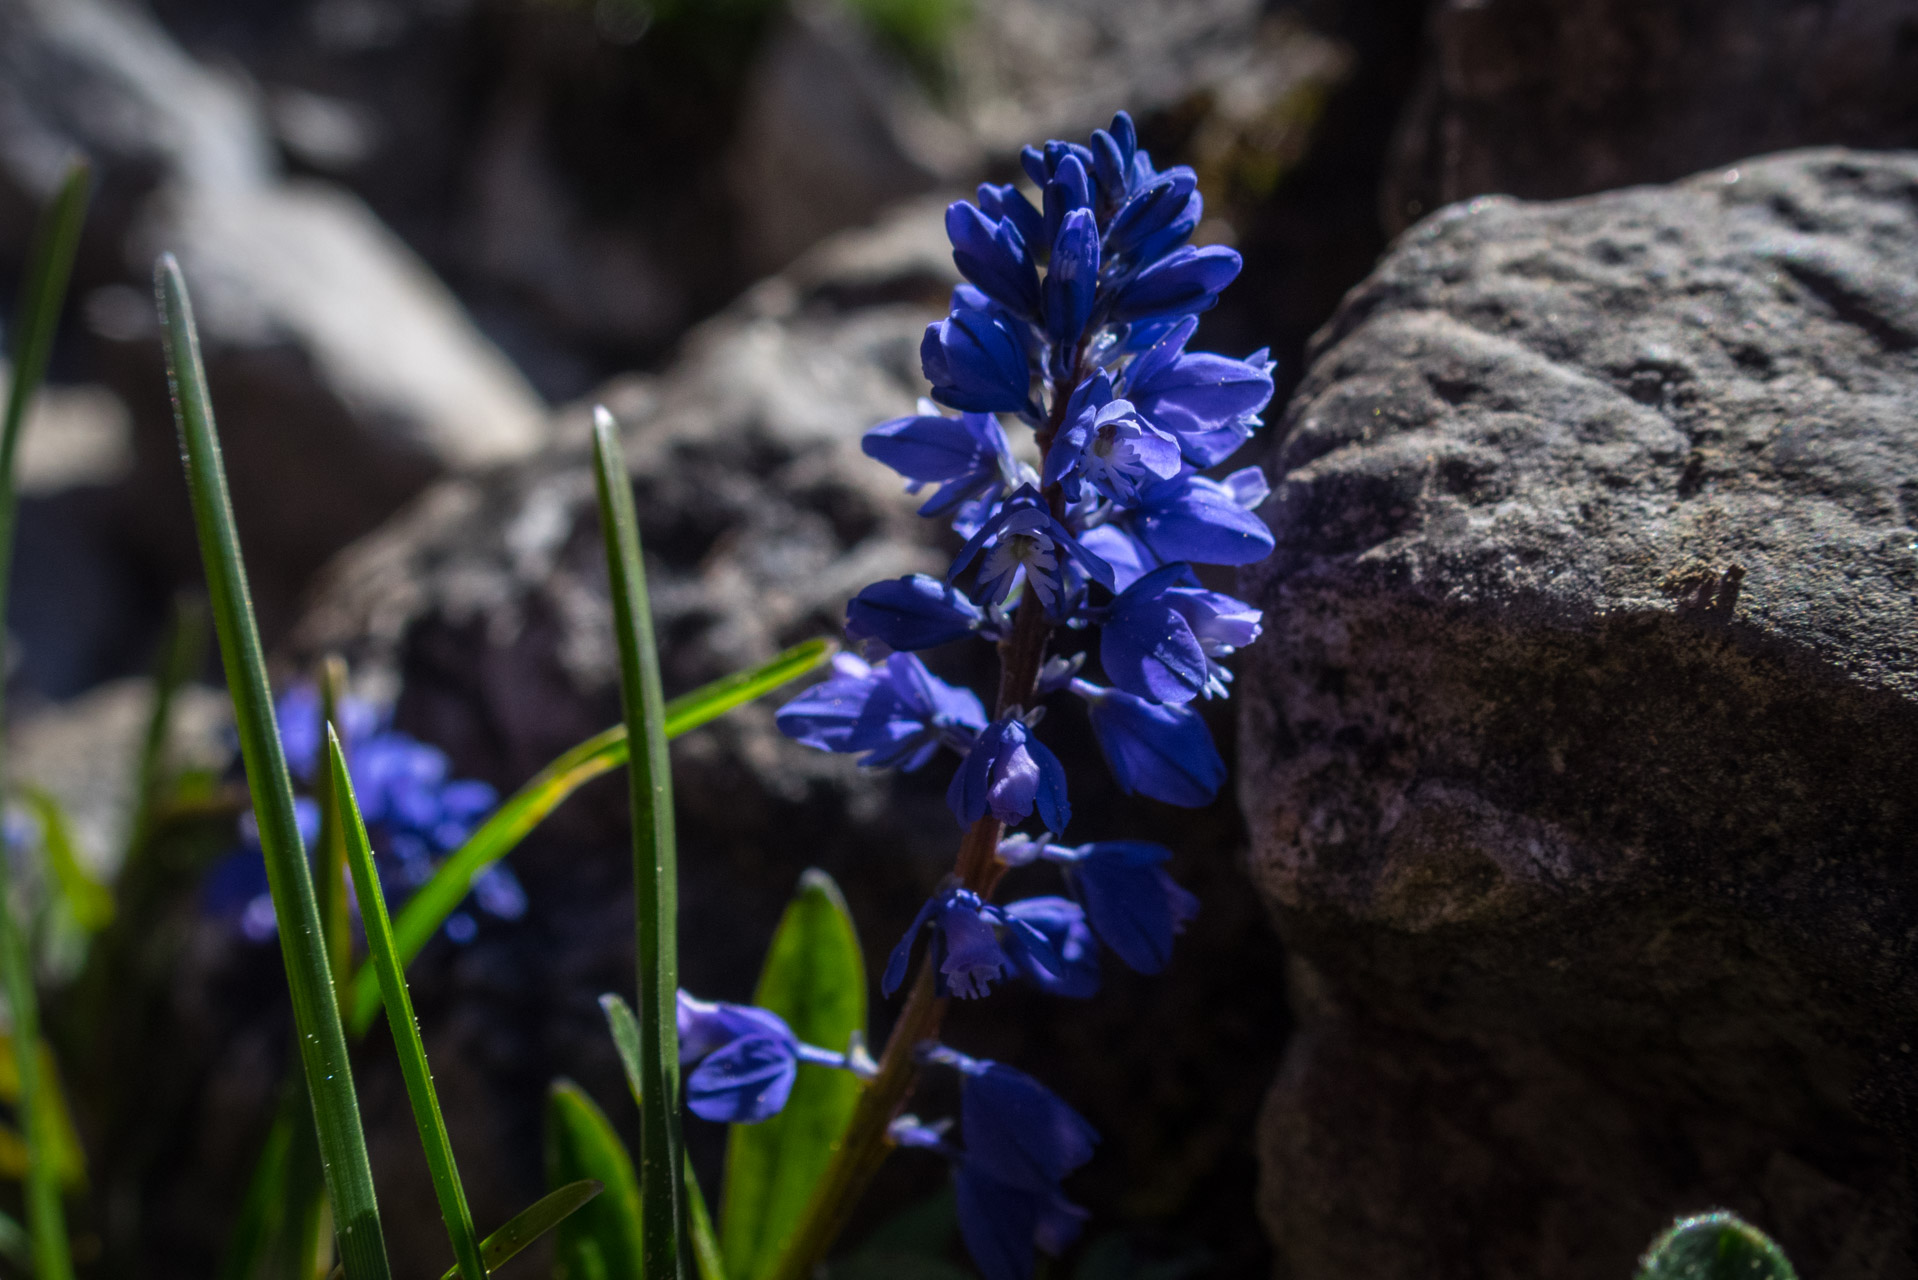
[
  {"xmin": 548, "ymin": 1081, "xmax": 645, "ymax": 1280},
  {"xmin": 348, "ymin": 636, "xmax": 831, "ymax": 1038},
  {"xmin": 156, "ymin": 253, "xmax": 390, "ymax": 1280},
  {"xmin": 722, "ymin": 869, "xmax": 867, "ymax": 1280},
  {"xmin": 445, "ymin": 1180, "xmax": 605, "ymax": 1280},
  {"xmin": 329, "ymin": 729, "xmax": 485, "ymax": 1280},
  {"xmin": 1638, "ymin": 1212, "xmax": 1797, "ymax": 1280},
  {"xmin": 0, "ymin": 157, "xmax": 90, "ymax": 1280},
  {"xmin": 591, "ymin": 404, "xmax": 688, "ymax": 1279}
]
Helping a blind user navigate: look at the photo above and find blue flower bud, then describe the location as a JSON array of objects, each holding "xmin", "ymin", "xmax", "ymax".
[
  {"xmin": 1042, "ymin": 153, "xmax": 1093, "ymax": 256},
  {"xmin": 947, "ymin": 717, "xmax": 1071, "ymax": 832},
  {"xmin": 1001, "ymin": 897, "xmax": 1101, "ymax": 997},
  {"xmin": 1047, "ymin": 840, "xmax": 1198, "ymax": 975},
  {"xmin": 1109, "ymin": 244, "xmax": 1242, "ymax": 324},
  {"xmin": 1072, "ymin": 679, "xmax": 1225, "ymax": 807},
  {"xmin": 977, "ymin": 183, "xmax": 1046, "ymax": 256},
  {"xmin": 921, "ymin": 308, "xmax": 1034, "ymax": 415},
  {"xmin": 863, "ymin": 408, "xmax": 1015, "ymax": 515},
  {"xmin": 947, "ymin": 201, "xmax": 1041, "ymax": 318},
  {"xmin": 775, "ymin": 652, "xmax": 986, "ymax": 771},
  {"xmin": 1042, "ymin": 208, "xmax": 1099, "ymax": 356},
  {"xmin": 1105, "ymin": 169, "xmax": 1199, "ymax": 261},
  {"xmin": 1127, "ymin": 471, "xmax": 1276, "ymax": 567},
  {"xmin": 846, "ymin": 575, "xmax": 988, "ymax": 651},
  {"xmin": 1099, "ymin": 563, "xmax": 1211, "ymax": 704}
]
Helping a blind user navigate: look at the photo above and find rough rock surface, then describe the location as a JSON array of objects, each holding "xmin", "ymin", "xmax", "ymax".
[
  {"xmin": 1382, "ymin": 0, "xmax": 1918, "ymax": 232},
  {"xmin": 205, "ymin": 201, "xmax": 1285, "ymax": 1279},
  {"xmin": 0, "ymin": 0, "xmax": 547, "ymax": 650},
  {"xmin": 1242, "ymin": 148, "xmax": 1918, "ymax": 1280}
]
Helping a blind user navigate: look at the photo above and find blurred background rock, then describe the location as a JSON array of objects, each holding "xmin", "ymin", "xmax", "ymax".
[{"xmin": 1, "ymin": 0, "xmax": 1916, "ymax": 1275}]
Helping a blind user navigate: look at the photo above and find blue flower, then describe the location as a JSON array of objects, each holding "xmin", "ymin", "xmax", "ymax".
[
  {"xmin": 676, "ymin": 991, "xmax": 857, "ymax": 1124},
  {"xmin": 1049, "ymin": 841, "xmax": 1197, "ymax": 975},
  {"xmin": 947, "ymin": 717, "xmax": 1071, "ymax": 831},
  {"xmin": 1040, "ymin": 152, "xmax": 1094, "ymax": 253},
  {"xmin": 1001, "ymin": 897, "xmax": 1101, "ymax": 997},
  {"xmin": 863, "ymin": 406, "xmax": 1019, "ymax": 516},
  {"xmin": 1123, "ymin": 317, "xmax": 1275, "ymax": 466},
  {"xmin": 882, "ymin": 887, "xmax": 1066, "ymax": 999},
  {"xmin": 1100, "ymin": 564, "xmax": 1262, "ymax": 703},
  {"xmin": 1041, "ymin": 375, "xmax": 1183, "ymax": 505},
  {"xmin": 952, "ymin": 1056, "xmax": 1096, "ymax": 1280},
  {"xmin": 1098, "ymin": 564, "xmax": 1211, "ymax": 704},
  {"xmin": 1120, "ymin": 468, "xmax": 1276, "ymax": 568},
  {"xmin": 946, "ymin": 201, "xmax": 1041, "ymax": 318},
  {"xmin": 922, "ymin": 307, "xmax": 1035, "ymax": 415},
  {"xmin": 1072, "ymin": 679, "xmax": 1225, "ymax": 807},
  {"xmin": 950, "ymin": 486, "xmax": 1114, "ymax": 611},
  {"xmin": 1109, "ymin": 244, "xmax": 1242, "ymax": 325},
  {"xmin": 775, "ymin": 652, "xmax": 986, "ymax": 770},
  {"xmin": 845, "ymin": 575, "xmax": 989, "ymax": 651}
]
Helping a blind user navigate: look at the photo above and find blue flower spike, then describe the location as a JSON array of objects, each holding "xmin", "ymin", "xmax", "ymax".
[{"xmin": 769, "ymin": 106, "xmax": 1280, "ymax": 1280}]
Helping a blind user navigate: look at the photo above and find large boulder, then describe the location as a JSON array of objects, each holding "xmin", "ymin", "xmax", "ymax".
[
  {"xmin": 1382, "ymin": 0, "xmax": 1918, "ymax": 232},
  {"xmin": 1243, "ymin": 148, "xmax": 1918, "ymax": 1280}
]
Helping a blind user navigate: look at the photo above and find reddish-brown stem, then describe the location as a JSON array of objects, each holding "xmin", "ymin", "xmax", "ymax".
[{"xmin": 766, "ymin": 348, "xmax": 1087, "ymax": 1280}]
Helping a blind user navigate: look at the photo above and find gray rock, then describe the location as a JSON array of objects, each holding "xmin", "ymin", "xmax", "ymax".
[
  {"xmin": 1243, "ymin": 148, "xmax": 1918, "ymax": 1280},
  {"xmin": 0, "ymin": 0, "xmax": 548, "ymax": 650},
  {"xmin": 1382, "ymin": 0, "xmax": 1918, "ymax": 233}
]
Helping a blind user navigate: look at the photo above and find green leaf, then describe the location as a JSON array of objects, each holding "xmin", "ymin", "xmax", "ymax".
[
  {"xmin": 313, "ymin": 659, "xmax": 355, "ymax": 1003},
  {"xmin": 217, "ymin": 1105, "xmax": 293, "ymax": 1280},
  {"xmin": 591, "ymin": 404, "xmax": 687, "ymax": 1280},
  {"xmin": 19, "ymin": 789, "xmax": 113, "ymax": 933},
  {"xmin": 329, "ymin": 728, "xmax": 486, "ymax": 1280},
  {"xmin": 347, "ymin": 637, "xmax": 832, "ymax": 1038},
  {"xmin": 598, "ymin": 995, "xmax": 726, "ymax": 1280},
  {"xmin": 126, "ymin": 593, "xmax": 208, "ymax": 860},
  {"xmin": 721, "ymin": 869, "xmax": 867, "ymax": 1280},
  {"xmin": 438, "ymin": 1180, "xmax": 604, "ymax": 1280},
  {"xmin": 0, "ymin": 157, "xmax": 90, "ymax": 1280},
  {"xmin": 155, "ymin": 253, "xmax": 390, "ymax": 1280},
  {"xmin": 1637, "ymin": 1212, "xmax": 1798, "ymax": 1280},
  {"xmin": 547, "ymin": 1081, "xmax": 643, "ymax": 1280},
  {"xmin": 0, "ymin": 1034, "xmax": 86, "ymax": 1188}
]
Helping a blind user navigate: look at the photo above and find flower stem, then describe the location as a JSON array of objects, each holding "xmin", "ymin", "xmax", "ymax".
[{"xmin": 767, "ymin": 360, "xmax": 1082, "ymax": 1280}]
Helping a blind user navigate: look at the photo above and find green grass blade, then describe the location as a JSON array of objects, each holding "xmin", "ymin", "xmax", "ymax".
[
  {"xmin": 448, "ymin": 1179, "xmax": 603, "ymax": 1280},
  {"xmin": 599, "ymin": 995, "xmax": 727, "ymax": 1280},
  {"xmin": 328, "ymin": 729, "xmax": 485, "ymax": 1280},
  {"xmin": 347, "ymin": 637, "xmax": 831, "ymax": 1037},
  {"xmin": 127, "ymin": 593, "xmax": 208, "ymax": 859},
  {"xmin": 0, "ymin": 157, "xmax": 89, "ymax": 1280},
  {"xmin": 721, "ymin": 870, "xmax": 866, "ymax": 1280},
  {"xmin": 314, "ymin": 659, "xmax": 354, "ymax": 1006},
  {"xmin": 591, "ymin": 404, "xmax": 686, "ymax": 1280},
  {"xmin": 217, "ymin": 1104, "xmax": 294, "ymax": 1280},
  {"xmin": 155, "ymin": 254, "xmax": 391, "ymax": 1280},
  {"xmin": 548, "ymin": 1081, "xmax": 644, "ymax": 1280},
  {"xmin": 21, "ymin": 789, "xmax": 114, "ymax": 933}
]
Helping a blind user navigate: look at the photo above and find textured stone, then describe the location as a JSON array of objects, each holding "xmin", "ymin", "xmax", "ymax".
[
  {"xmin": 1242, "ymin": 149, "xmax": 1918, "ymax": 1280},
  {"xmin": 1382, "ymin": 0, "xmax": 1918, "ymax": 232}
]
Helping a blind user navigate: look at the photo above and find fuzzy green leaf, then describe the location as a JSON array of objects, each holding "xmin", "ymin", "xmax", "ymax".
[
  {"xmin": 1638, "ymin": 1212, "xmax": 1797, "ymax": 1280},
  {"xmin": 721, "ymin": 869, "xmax": 867, "ymax": 1280}
]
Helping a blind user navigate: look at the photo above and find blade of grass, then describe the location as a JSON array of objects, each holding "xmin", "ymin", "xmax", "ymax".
[
  {"xmin": 314, "ymin": 657, "xmax": 353, "ymax": 1005},
  {"xmin": 348, "ymin": 638, "xmax": 832, "ymax": 1037},
  {"xmin": 598, "ymin": 995, "xmax": 726, "ymax": 1280},
  {"xmin": 126, "ymin": 593, "xmax": 208, "ymax": 859},
  {"xmin": 0, "ymin": 158, "xmax": 89, "ymax": 1280},
  {"xmin": 721, "ymin": 870, "xmax": 865, "ymax": 1280},
  {"xmin": 156, "ymin": 253, "xmax": 391, "ymax": 1280},
  {"xmin": 20, "ymin": 790, "xmax": 113, "ymax": 934},
  {"xmin": 548, "ymin": 1081, "xmax": 644, "ymax": 1280},
  {"xmin": 592, "ymin": 404, "xmax": 687, "ymax": 1280},
  {"xmin": 462, "ymin": 1179, "xmax": 605, "ymax": 1280},
  {"xmin": 327, "ymin": 726, "xmax": 485, "ymax": 1280},
  {"xmin": 217, "ymin": 1102, "xmax": 294, "ymax": 1280}
]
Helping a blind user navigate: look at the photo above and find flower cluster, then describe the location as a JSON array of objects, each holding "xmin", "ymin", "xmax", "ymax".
[
  {"xmin": 766, "ymin": 110, "xmax": 1275, "ymax": 1280},
  {"xmin": 204, "ymin": 686, "xmax": 523, "ymax": 944}
]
